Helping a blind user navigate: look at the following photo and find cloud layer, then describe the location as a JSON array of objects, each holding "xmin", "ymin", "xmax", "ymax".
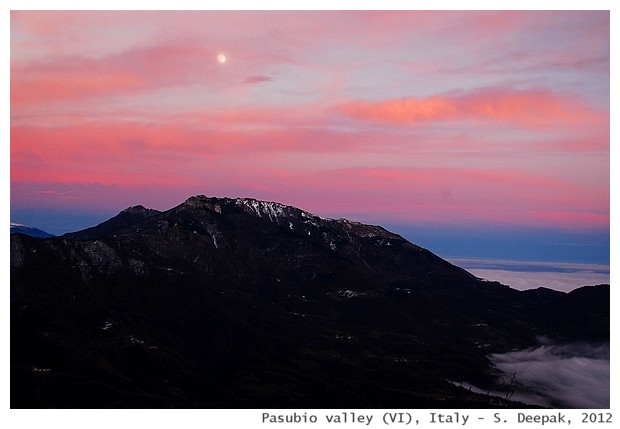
[
  {"xmin": 490, "ymin": 343, "xmax": 610, "ymax": 408},
  {"xmin": 10, "ymin": 11, "xmax": 609, "ymax": 237}
]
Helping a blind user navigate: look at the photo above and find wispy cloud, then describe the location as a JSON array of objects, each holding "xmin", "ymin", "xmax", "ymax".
[
  {"xmin": 10, "ymin": 40, "xmax": 224, "ymax": 107},
  {"xmin": 243, "ymin": 75, "xmax": 273, "ymax": 84},
  {"xmin": 34, "ymin": 190, "xmax": 81, "ymax": 200}
]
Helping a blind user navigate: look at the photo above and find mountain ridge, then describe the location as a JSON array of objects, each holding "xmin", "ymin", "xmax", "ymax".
[
  {"xmin": 10, "ymin": 222, "xmax": 54, "ymax": 238},
  {"xmin": 63, "ymin": 204, "xmax": 161, "ymax": 240},
  {"xmin": 62, "ymin": 195, "xmax": 475, "ymax": 287}
]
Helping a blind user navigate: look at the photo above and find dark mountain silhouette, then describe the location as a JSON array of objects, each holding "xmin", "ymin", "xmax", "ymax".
[
  {"xmin": 10, "ymin": 195, "xmax": 609, "ymax": 408},
  {"xmin": 63, "ymin": 205, "xmax": 161, "ymax": 240},
  {"xmin": 10, "ymin": 223, "xmax": 54, "ymax": 238}
]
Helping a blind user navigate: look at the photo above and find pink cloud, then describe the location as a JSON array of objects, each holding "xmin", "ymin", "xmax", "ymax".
[
  {"xmin": 11, "ymin": 40, "xmax": 227, "ymax": 107},
  {"xmin": 11, "ymin": 118, "xmax": 608, "ymax": 220},
  {"xmin": 537, "ymin": 135, "xmax": 609, "ymax": 153},
  {"xmin": 243, "ymin": 75, "xmax": 273, "ymax": 84},
  {"xmin": 11, "ymin": 143, "xmax": 609, "ymax": 230},
  {"xmin": 10, "ymin": 121, "xmax": 370, "ymax": 190},
  {"xmin": 33, "ymin": 190, "xmax": 81, "ymax": 200},
  {"xmin": 340, "ymin": 88, "xmax": 607, "ymax": 129}
]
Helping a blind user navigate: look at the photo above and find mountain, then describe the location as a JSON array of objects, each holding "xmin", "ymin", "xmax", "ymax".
[
  {"xmin": 63, "ymin": 205, "xmax": 160, "ymax": 240},
  {"xmin": 10, "ymin": 195, "xmax": 609, "ymax": 408},
  {"xmin": 10, "ymin": 222, "xmax": 54, "ymax": 238}
]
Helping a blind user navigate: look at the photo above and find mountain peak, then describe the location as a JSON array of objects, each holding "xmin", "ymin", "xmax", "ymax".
[
  {"xmin": 121, "ymin": 204, "xmax": 160, "ymax": 217},
  {"xmin": 232, "ymin": 197, "xmax": 312, "ymax": 221},
  {"xmin": 179, "ymin": 195, "xmax": 317, "ymax": 221},
  {"xmin": 180, "ymin": 195, "xmax": 224, "ymax": 213},
  {"xmin": 64, "ymin": 204, "xmax": 161, "ymax": 240}
]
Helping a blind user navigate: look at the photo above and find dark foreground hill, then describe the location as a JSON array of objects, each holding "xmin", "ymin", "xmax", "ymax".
[{"xmin": 10, "ymin": 196, "xmax": 609, "ymax": 408}]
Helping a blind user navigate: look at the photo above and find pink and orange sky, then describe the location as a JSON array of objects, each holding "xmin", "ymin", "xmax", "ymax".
[{"xmin": 10, "ymin": 9, "xmax": 610, "ymax": 264}]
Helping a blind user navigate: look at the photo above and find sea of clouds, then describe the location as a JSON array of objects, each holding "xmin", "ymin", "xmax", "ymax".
[
  {"xmin": 447, "ymin": 258, "xmax": 610, "ymax": 293},
  {"xmin": 489, "ymin": 342, "xmax": 610, "ymax": 408}
]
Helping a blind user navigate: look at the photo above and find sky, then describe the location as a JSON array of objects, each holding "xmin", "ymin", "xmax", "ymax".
[{"xmin": 9, "ymin": 8, "xmax": 611, "ymax": 272}]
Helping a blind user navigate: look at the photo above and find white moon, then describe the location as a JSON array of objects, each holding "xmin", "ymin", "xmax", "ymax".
[{"xmin": 217, "ymin": 54, "xmax": 226, "ymax": 63}]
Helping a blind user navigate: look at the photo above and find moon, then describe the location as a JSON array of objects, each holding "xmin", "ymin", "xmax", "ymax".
[{"xmin": 217, "ymin": 54, "xmax": 226, "ymax": 64}]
